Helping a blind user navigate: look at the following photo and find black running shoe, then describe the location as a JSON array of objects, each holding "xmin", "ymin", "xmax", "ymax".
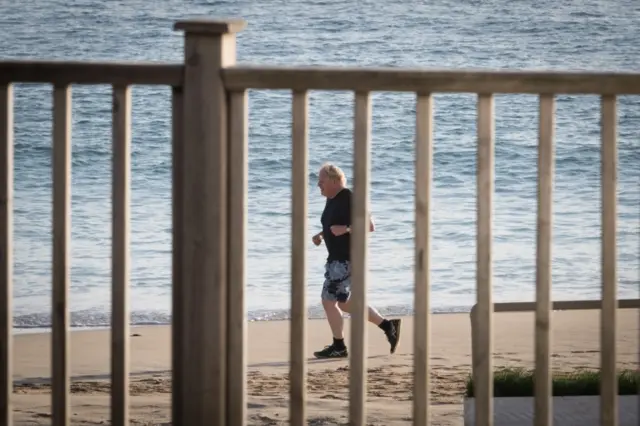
[
  {"xmin": 384, "ymin": 318, "xmax": 402, "ymax": 354},
  {"xmin": 313, "ymin": 343, "xmax": 348, "ymax": 359}
]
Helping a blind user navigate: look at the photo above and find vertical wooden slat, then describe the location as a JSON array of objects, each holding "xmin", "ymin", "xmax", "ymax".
[
  {"xmin": 350, "ymin": 91, "xmax": 371, "ymax": 426},
  {"xmin": 474, "ymin": 93, "xmax": 494, "ymax": 426},
  {"xmin": 0, "ymin": 84, "xmax": 13, "ymax": 426},
  {"xmin": 600, "ymin": 94, "xmax": 617, "ymax": 426},
  {"xmin": 290, "ymin": 90, "xmax": 308, "ymax": 426},
  {"xmin": 52, "ymin": 84, "xmax": 72, "ymax": 426},
  {"xmin": 111, "ymin": 85, "xmax": 131, "ymax": 426},
  {"xmin": 227, "ymin": 90, "xmax": 249, "ymax": 425},
  {"xmin": 535, "ymin": 93, "xmax": 555, "ymax": 426},
  {"xmin": 413, "ymin": 93, "xmax": 433, "ymax": 426},
  {"xmin": 171, "ymin": 86, "xmax": 184, "ymax": 426}
]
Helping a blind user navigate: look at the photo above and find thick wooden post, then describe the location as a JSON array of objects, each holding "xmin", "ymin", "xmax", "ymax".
[{"xmin": 173, "ymin": 18, "xmax": 246, "ymax": 426}]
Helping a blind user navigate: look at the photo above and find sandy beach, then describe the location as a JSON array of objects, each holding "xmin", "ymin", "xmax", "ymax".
[{"xmin": 9, "ymin": 308, "xmax": 639, "ymax": 425}]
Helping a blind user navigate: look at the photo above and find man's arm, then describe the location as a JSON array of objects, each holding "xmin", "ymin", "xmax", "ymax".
[
  {"xmin": 329, "ymin": 192, "xmax": 351, "ymax": 236},
  {"xmin": 330, "ymin": 215, "xmax": 375, "ymax": 236},
  {"xmin": 329, "ymin": 225, "xmax": 349, "ymax": 236},
  {"xmin": 329, "ymin": 191, "xmax": 375, "ymax": 236}
]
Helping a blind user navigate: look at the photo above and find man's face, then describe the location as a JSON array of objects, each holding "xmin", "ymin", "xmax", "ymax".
[{"xmin": 317, "ymin": 170, "xmax": 331, "ymax": 197}]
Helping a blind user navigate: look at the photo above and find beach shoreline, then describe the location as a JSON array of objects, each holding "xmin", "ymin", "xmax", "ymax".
[
  {"xmin": 10, "ymin": 305, "xmax": 481, "ymax": 337},
  {"xmin": 10, "ymin": 309, "xmax": 639, "ymax": 425}
]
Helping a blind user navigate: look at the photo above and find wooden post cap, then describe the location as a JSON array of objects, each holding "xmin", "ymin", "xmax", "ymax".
[{"xmin": 174, "ymin": 19, "xmax": 246, "ymax": 35}]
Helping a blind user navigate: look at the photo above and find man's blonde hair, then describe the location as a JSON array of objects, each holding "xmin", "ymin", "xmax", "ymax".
[{"xmin": 319, "ymin": 162, "xmax": 346, "ymax": 185}]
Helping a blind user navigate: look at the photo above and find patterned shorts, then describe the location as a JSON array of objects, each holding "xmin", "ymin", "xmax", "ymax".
[{"xmin": 321, "ymin": 260, "xmax": 351, "ymax": 303}]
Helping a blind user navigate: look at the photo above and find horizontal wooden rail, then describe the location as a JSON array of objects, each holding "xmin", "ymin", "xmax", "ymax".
[
  {"xmin": 0, "ymin": 60, "xmax": 183, "ymax": 86},
  {"xmin": 222, "ymin": 66, "xmax": 640, "ymax": 94},
  {"xmin": 470, "ymin": 298, "xmax": 640, "ymax": 314},
  {"xmin": 5, "ymin": 61, "xmax": 640, "ymax": 94}
]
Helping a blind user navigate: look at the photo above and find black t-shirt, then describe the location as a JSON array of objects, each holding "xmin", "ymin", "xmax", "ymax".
[{"xmin": 321, "ymin": 188, "xmax": 352, "ymax": 262}]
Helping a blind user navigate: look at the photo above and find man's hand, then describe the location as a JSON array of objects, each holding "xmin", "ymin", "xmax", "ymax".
[{"xmin": 312, "ymin": 232, "xmax": 323, "ymax": 246}]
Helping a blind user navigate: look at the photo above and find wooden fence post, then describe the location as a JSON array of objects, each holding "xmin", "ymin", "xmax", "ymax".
[{"xmin": 173, "ymin": 18, "xmax": 246, "ymax": 426}]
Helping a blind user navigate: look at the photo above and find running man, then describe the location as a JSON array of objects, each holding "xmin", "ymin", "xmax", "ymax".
[{"xmin": 312, "ymin": 162, "xmax": 401, "ymax": 358}]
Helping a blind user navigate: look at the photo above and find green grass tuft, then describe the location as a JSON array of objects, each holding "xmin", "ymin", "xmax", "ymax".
[{"xmin": 464, "ymin": 368, "xmax": 640, "ymax": 398}]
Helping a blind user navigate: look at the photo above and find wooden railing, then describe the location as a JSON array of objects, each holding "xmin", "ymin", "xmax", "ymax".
[
  {"xmin": 1, "ymin": 17, "xmax": 639, "ymax": 426},
  {"xmin": 469, "ymin": 298, "xmax": 640, "ymax": 424},
  {"xmin": 0, "ymin": 44, "xmax": 186, "ymax": 426},
  {"xmin": 0, "ymin": 71, "xmax": 182, "ymax": 426}
]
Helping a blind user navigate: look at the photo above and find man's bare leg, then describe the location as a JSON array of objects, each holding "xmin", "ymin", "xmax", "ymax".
[
  {"xmin": 337, "ymin": 299, "xmax": 384, "ymax": 325},
  {"xmin": 322, "ymin": 299, "xmax": 345, "ymax": 339},
  {"xmin": 338, "ymin": 299, "xmax": 403, "ymax": 354},
  {"xmin": 312, "ymin": 298, "xmax": 349, "ymax": 358}
]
